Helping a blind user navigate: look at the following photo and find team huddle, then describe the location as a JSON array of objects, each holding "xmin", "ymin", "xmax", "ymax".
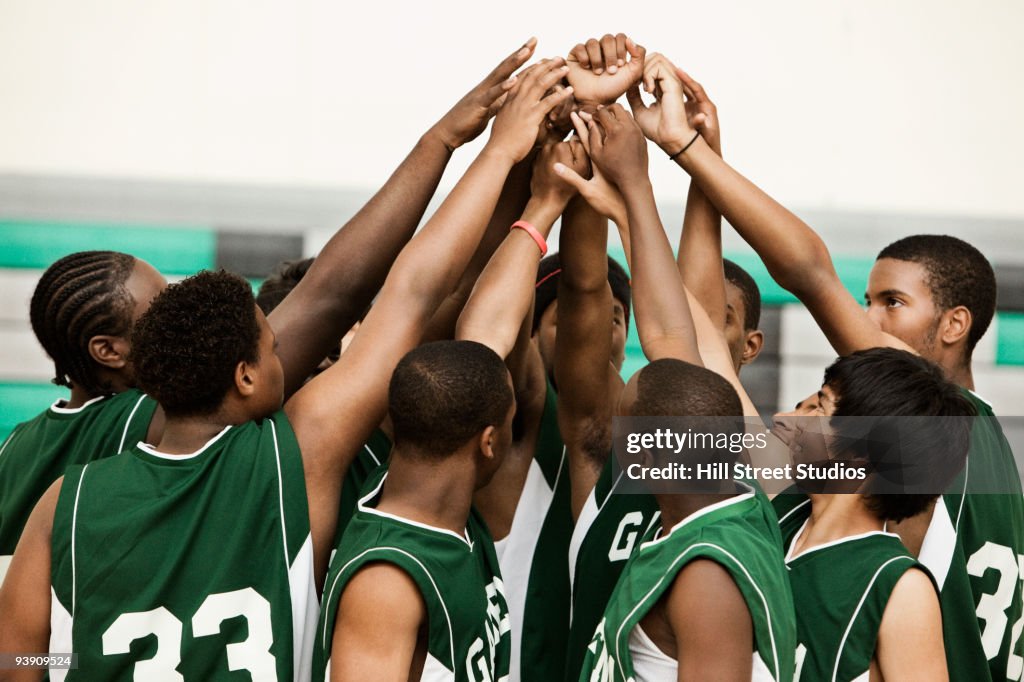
[{"xmin": 0, "ymin": 33, "xmax": 1022, "ymax": 682}]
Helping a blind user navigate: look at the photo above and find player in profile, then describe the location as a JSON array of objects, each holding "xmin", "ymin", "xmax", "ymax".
[
  {"xmin": 581, "ymin": 361, "xmax": 795, "ymax": 682},
  {"xmin": 772, "ymin": 347, "xmax": 973, "ymax": 680},
  {"xmin": 0, "ymin": 47, "xmax": 572, "ymax": 681},
  {"xmin": 657, "ymin": 55, "xmax": 1023, "ymax": 678}
]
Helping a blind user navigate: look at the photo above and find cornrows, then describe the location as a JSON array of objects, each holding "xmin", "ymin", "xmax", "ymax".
[{"xmin": 29, "ymin": 251, "xmax": 135, "ymax": 395}]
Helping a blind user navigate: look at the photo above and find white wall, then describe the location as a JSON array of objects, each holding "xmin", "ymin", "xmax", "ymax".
[{"xmin": 1, "ymin": 0, "xmax": 1023, "ymax": 219}]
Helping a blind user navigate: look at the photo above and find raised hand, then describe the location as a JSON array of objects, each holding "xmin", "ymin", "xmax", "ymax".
[
  {"xmin": 431, "ymin": 38, "xmax": 538, "ymax": 152},
  {"xmin": 676, "ymin": 66, "xmax": 722, "ymax": 155},
  {"xmin": 625, "ymin": 53, "xmax": 695, "ymax": 157},
  {"xmin": 582, "ymin": 104, "xmax": 649, "ymax": 190},
  {"xmin": 553, "ymin": 111, "xmax": 628, "ymax": 227},
  {"xmin": 566, "ymin": 34, "xmax": 646, "ymax": 106},
  {"xmin": 487, "ymin": 58, "xmax": 574, "ymax": 164},
  {"xmin": 531, "ymin": 138, "xmax": 590, "ymax": 208}
]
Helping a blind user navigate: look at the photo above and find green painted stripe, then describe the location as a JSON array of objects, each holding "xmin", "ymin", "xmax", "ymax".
[
  {"xmin": 0, "ymin": 382, "xmax": 67, "ymax": 443},
  {"xmin": 0, "ymin": 220, "xmax": 216, "ymax": 274},
  {"xmin": 996, "ymin": 312, "xmax": 1024, "ymax": 366}
]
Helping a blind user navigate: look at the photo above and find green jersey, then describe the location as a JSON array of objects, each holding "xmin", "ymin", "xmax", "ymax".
[
  {"xmin": 938, "ymin": 390, "xmax": 1024, "ymax": 682},
  {"xmin": 333, "ymin": 428, "xmax": 391, "ymax": 547},
  {"xmin": 778, "ymin": 502, "xmax": 933, "ymax": 682},
  {"xmin": 0, "ymin": 389, "xmax": 156, "ymax": 568},
  {"xmin": 314, "ymin": 469, "xmax": 512, "ymax": 682},
  {"xmin": 496, "ymin": 381, "xmax": 573, "ymax": 682},
  {"xmin": 579, "ymin": 488, "xmax": 796, "ymax": 682},
  {"xmin": 49, "ymin": 411, "xmax": 317, "ymax": 681},
  {"xmin": 566, "ymin": 456, "xmax": 660, "ymax": 682}
]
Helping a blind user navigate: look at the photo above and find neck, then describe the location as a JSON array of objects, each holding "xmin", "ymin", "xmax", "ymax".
[
  {"xmin": 796, "ymin": 493, "xmax": 884, "ymax": 554},
  {"xmin": 152, "ymin": 413, "xmax": 233, "ymax": 454},
  {"xmin": 65, "ymin": 383, "xmax": 104, "ymax": 409},
  {"xmin": 654, "ymin": 490, "xmax": 739, "ymax": 533},
  {"xmin": 932, "ymin": 346, "xmax": 973, "ymax": 391},
  {"xmin": 375, "ymin": 447, "xmax": 477, "ymax": 536},
  {"xmin": 945, "ymin": 361, "xmax": 974, "ymax": 392}
]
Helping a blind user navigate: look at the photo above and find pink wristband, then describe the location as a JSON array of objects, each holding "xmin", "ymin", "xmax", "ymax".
[{"xmin": 511, "ymin": 220, "xmax": 547, "ymax": 256}]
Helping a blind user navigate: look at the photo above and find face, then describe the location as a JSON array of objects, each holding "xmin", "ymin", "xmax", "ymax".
[
  {"xmin": 771, "ymin": 385, "xmax": 837, "ymax": 467},
  {"xmin": 865, "ymin": 258, "xmax": 943, "ymax": 358},
  {"xmin": 534, "ymin": 298, "xmax": 628, "ymax": 383},
  {"xmin": 250, "ymin": 307, "xmax": 285, "ymax": 417},
  {"xmin": 125, "ymin": 259, "xmax": 169, "ymax": 325}
]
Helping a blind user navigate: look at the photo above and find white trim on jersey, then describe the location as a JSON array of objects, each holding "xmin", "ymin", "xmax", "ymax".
[
  {"xmin": 613, "ymin": 541, "xmax": 784, "ymax": 682},
  {"xmin": 321, "ymin": 546, "xmax": 458, "ymax": 673},
  {"xmin": 289, "ymin": 534, "xmax": 316, "ymax": 682},
  {"xmin": 270, "ymin": 420, "xmax": 291, "ymax": 567},
  {"xmin": 784, "ymin": 522, "xmax": 900, "ymax": 563},
  {"xmin": 358, "ymin": 473, "xmax": 473, "ymax": 549},
  {"xmin": 832, "ymin": 555, "xmax": 917, "ymax": 682},
  {"xmin": 918, "ymin": 498, "xmax": 958, "ymax": 590},
  {"xmin": 117, "ymin": 393, "xmax": 150, "ymax": 453},
  {"xmin": 639, "ymin": 487, "xmax": 755, "ymax": 551},
  {"xmin": 49, "ymin": 586, "xmax": 73, "ymax": 682},
  {"xmin": 568, "ymin": 468, "xmax": 620, "ymax": 593},
  {"xmin": 775, "ymin": 498, "xmax": 811, "ymax": 527},
  {"xmin": 136, "ymin": 425, "xmax": 232, "ymax": 461},
  {"xmin": 954, "ymin": 456, "xmax": 969, "ymax": 532},
  {"xmin": 363, "ymin": 442, "xmax": 382, "ymax": 467},
  {"xmin": 70, "ymin": 463, "xmax": 89, "ymax": 616},
  {"xmin": 49, "ymin": 394, "xmax": 105, "ymax": 415},
  {"xmin": 0, "ymin": 429, "xmax": 17, "ymax": 460}
]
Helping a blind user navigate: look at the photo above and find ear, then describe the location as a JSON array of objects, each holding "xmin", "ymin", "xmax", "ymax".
[
  {"xmin": 87, "ymin": 335, "xmax": 131, "ymax": 370},
  {"xmin": 940, "ymin": 306, "xmax": 972, "ymax": 347},
  {"xmin": 235, "ymin": 359, "xmax": 257, "ymax": 397},
  {"xmin": 478, "ymin": 425, "xmax": 498, "ymax": 461},
  {"xmin": 740, "ymin": 330, "xmax": 764, "ymax": 366}
]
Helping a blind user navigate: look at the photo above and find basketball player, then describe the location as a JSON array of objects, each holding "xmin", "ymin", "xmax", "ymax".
[{"xmin": 0, "ymin": 50, "xmax": 572, "ymax": 681}]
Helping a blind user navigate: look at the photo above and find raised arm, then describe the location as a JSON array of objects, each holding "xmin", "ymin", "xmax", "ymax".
[
  {"xmin": 627, "ymin": 60, "xmax": 908, "ymax": 356},
  {"xmin": 586, "ymin": 104, "xmax": 701, "ymax": 365},
  {"xmin": 874, "ymin": 568, "xmax": 948, "ymax": 681},
  {"xmin": 285, "ymin": 57, "xmax": 574, "ymax": 586},
  {"xmin": 270, "ymin": 39, "xmax": 538, "ymax": 399}
]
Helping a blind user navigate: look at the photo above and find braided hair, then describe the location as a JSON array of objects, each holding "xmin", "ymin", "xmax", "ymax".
[{"xmin": 29, "ymin": 251, "xmax": 136, "ymax": 395}]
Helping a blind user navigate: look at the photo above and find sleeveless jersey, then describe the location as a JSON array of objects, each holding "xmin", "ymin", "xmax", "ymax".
[
  {"xmin": 579, "ymin": 489, "xmax": 796, "ymax": 682},
  {"xmin": 497, "ymin": 381, "xmax": 573, "ymax": 682},
  {"xmin": 314, "ymin": 469, "xmax": 511, "ymax": 682},
  {"xmin": 0, "ymin": 389, "xmax": 156, "ymax": 577},
  {"xmin": 565, "ymin": 455, "xmax": 661, "ymax": 682},
  {"xmin": 333, "ymin": 427, "xmax": 391, "ymax": 546},
  {"xmin": 49, "ymin": 410, "xmax": 317, "ymax": 681},
  {"xmin": 937, "ymin": 390, "xmax": 1024, "ymax": 682},
  {"xmin": 780, "ymin": 504, "xmax": 934, "ymax": 682}
]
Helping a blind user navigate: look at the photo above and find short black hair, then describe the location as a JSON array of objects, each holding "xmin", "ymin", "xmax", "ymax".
[
  {"xmin": 876, "ymin": 235, "xmax": 996, "ymax": 353},
  {"xmin": 723, "ymin": 259, "xmax": 761, "ymax": 331},
  {"xmin": 635, "ymin": 359, "xmax": 745, "ymax": 469},
  {"xmin": 389, "ymin": 340, "xmax": 513, "ymax": 458},
  {"xmin": 131, "ymin": 270, "xmax": 262, "ymax": 417},
  {"xmin": 256, "ymin": 257, "xmax": 314, "ymax": 314},
  {"xmin": 532, "ymin": 253, "xmax": 632, "ymax": 332},
  {"xmin": 823, "ymin": 347, "xmax": 974, "ymax": 522},
  {"xmin": 30, "ymin": 251, "xmax": 136, "ymax": 394}
]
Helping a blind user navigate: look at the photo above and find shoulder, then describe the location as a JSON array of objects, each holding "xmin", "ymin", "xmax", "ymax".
[{"xmin": 337, "ymin": 561, "xmax": 426, "ymax": 628}]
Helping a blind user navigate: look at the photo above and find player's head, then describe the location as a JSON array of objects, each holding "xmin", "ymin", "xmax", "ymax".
[
  {"xmin": 622, "ymin": 359, "xmax": 745, "ymax": 490},
  {"xmin": 29, "ymin": 251, "xmax": 167, "ymax": 396},
  {"xmin": 256, "ymin": 257, "xmax": 314, "ymax": 315},
  {"xmin": 867, "ymin": 235, "xmax": 996, "ymax": 368},
  {"xmin": 533, "ymin": 253, "xmax": 631, "ymax": 383},
  {"xmin": 775, "ymin": 348, "xmax": 973, "ymax": 521},
  {"xmin": 132, "ymin": 270, "xmax": 283, "ymax": 420},
  {"xmin": 723, "ymin": 259, "xmax": 764, "ymax": 373},
  {"xmin": 388, "ymin": 340, "xmax": 515, "ymax": 487}
]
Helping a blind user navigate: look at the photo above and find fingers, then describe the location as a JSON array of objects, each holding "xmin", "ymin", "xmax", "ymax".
[
  {"xmin": 519, "ymin": 58, "xmax": 569, "ymax": 100},
  {"xmin": 614, "ymin": 34, "xmax": 628, "ymax": 66},
  {"xmin": 600, "ymin": 34, "xmax": 618, "ymax": 74},
  {"xmin": 570, "ymin": 111, "xmax": 591, "ymax": 152},
  {"xmin": 490, "ymin": 37, "xmax": 538, "ymax": 84},
  {"xmin": 539, "ymin": 84, "xmax": 575, "ymax": 115},
  {"xmin": 676, "ymin": 68, "xmax": 711, "ymax": 103},
  {"xmin": 569, "ymin": 43, "xmax": 590, "ymax": 69},
  {"xmin": 625, "ymin": 38, "xmax": 646, "ymax": 72},
  {"xmin": 585, "ymin": 38, "xmax": 603, "ymax": 74},
  {"xmin": 552, "ymin": 162, "xmax": 590, "ymax": 195},
  {"xmin": 625, "ymin": 85, "xmax": 647, "ymax": 116}
]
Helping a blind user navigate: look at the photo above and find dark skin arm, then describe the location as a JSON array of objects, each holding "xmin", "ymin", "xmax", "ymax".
[
  {"xmin": 0, "ymin": 480, "xmax": 59, "ymax": 682},
  {"xmin": 554, "ymin": 195, "xmax": 621, "ymax": 520},
  {"xmin": 284, "ymin": 57, "xmax": 575, "ymax": 589},
  {"xmin": 269, "ymin": 39, "xmax": 539, "ymax": 401},
  {"xmin": 586, "ymin": 104, "xmax": 701, "ymax": 365},
  {"xmin": 330, "ymin": 563, "xmax": 426, "ymax": 682}
]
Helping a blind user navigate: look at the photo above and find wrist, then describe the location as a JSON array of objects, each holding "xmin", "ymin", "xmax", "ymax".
[
  {"xmin": 479, "ymin": 141, "xmax": 520, "ymax": 169},
  {"xmin": 521, "ymin": 196, "xmax": 563, "ymax": 234},
  {"xmin": 661, "ymin": 129, "xmax": 699, "ymax": 157},
  {"xmin": 423, "ymin": 125, "xmax": 459, "ymax": 154}
]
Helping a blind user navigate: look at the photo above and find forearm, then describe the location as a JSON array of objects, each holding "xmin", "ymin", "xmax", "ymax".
[
  {"xmin": 270, "ymin": 131, "xmax": 453, "ymax": 396},
  {"xmin": 621, "ymin": 179, "xmax": 701, "ymax": 364},
  {"xmin": 678, "ymin": 180, "xmax": 727, "ymax": 330},
  {"xmin": 679, "ymin": 137, "xmax": 837, "ymax": 297},
  {"xmin": 456, "ymin": 196, "xmax": 562, "ymax": 357}
]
